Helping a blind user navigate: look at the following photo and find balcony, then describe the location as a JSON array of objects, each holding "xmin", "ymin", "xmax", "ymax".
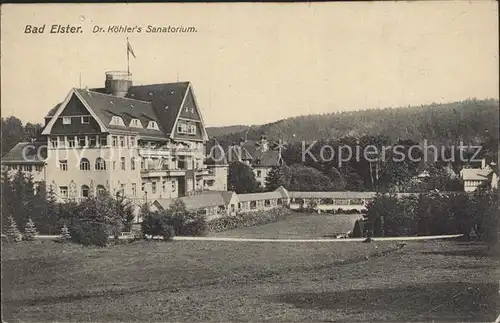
[{"xmin": 140, "ymin": 165, "xmax": 187, "ymax": 178}]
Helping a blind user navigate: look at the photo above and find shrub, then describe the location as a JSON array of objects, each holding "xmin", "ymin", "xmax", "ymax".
[
  {"xmin": 70, "ymin": 220, "xmax": 109, "ymax": 247},
  {"xmin": 352, "ymin": 220, "xmax": 362, "ymax": 238},
  {"xmin": 58, "ymin": 224, "xmax": 71, "ymax": 243},
  {"xmin": 5, "ymin": 215, "xmax": 22, "ymax": 242},
  {"xmin": 23, "ymin": 217, "xmax": 38, "ymax": 241},
  {"xmin": 140, "ymin": 206, "xmax": 175, "ymax": 241}
]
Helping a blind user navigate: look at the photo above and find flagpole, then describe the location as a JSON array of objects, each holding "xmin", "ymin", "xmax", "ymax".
[{"xmin": 127, "ymin": 37, "xmax": 130, "ymax": 75}]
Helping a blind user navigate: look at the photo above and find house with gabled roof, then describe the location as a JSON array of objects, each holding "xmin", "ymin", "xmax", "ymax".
[
  {"xmin": 460, "ymin": 159, "xmax": 498, "ymax": 192},
  {"xmin": 2, "ymin": 70, "xmax": 227, "ymax": 201},
  {"xmin": 219, "ymin": 134, "xmax": 284, "ymax": 188}
]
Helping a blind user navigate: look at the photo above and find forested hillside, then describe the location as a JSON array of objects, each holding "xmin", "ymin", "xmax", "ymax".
[{"xmin": 213, "ymin": 99, "xmax": 499, "ymax": 147}]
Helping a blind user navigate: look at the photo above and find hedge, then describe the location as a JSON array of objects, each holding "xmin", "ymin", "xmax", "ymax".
[{"xmin": 207, "ymin": 207, "xmax": 294, "ymax": 232}]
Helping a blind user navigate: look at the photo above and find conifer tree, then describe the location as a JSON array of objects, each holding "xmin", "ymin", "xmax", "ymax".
[
  {"xmin": 6, "ymin": 215, "xmax": 22, "ymax": 242},
  {"xmin": 23, "ymin": 217, "xmax": 38, "ymax": 241}
]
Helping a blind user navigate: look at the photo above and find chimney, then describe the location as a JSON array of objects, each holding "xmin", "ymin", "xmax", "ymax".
[{"xmin": 104, "ymin": 71, "xmax": 132, "ymax": 97}]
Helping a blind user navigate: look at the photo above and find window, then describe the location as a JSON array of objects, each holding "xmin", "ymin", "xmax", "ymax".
[
  {"xmin": 68, "ymin": 137, "xmax": 75, "ymax": 148},
  {"xmin": 129, "ymin": 136, "xmax": 136, "ymax": 147},
  {"xmin": 63, "ymin": 117, "xmax": 71, "ymax": 125},
  {"xmin": 113, "ymin": 161, "xmax": 116, "ymax": 170},
  {"xmin": 264, "ymin": 199, "xmax": 271, "ymax": 207},
  {"xmin": 130, "ymin": 119, "xmax": 142, "ymax": 128},
  {"xmin": 141, "ymin": 183, "xmax": 146, "ymax": 192},
  {"xmin": 95, "ymin": 157, "xmax": 106, "ymax": 170},
  {"xmin": 131, "ymin": 157, "xmax": 136, "ymax": 170},
  {"xmin": 80, "ymin": 158, "xmax": 90, "ymax": 171},
  {"xmin": 59, "ymin": 186, "xmax": 68, "ymax": 198},
  {"xmin": 59, "ymin": 160, "xmax": 68, "ymax": 171},
  {"xmin": 120, "ymin": 184, "xmax": 126, "ymax": 197},
  {"xmin": 58, "ymin": 136, "xmax": 66, "ymax": 148},
  {"xmin": 152, "ymin": 182, "xmax": 157, "ymax": 194},
  {"xmin": 100, "ymin": 136, "xmax": 108, "ymax": 147},
  {"xmin": 147, "ymin": 121, "xmax": 159, "ymax": 130},
  {"xmin": 256, "ymin": 170, "xmax": 262, "ymax": 177},
  {"xmin": 121, "ymin": 157, "xmax": 126, "ymax": 170},
  {"xmin": 172, "ymin": 181, "xmax": 176, "ymax": 191},
  {"xmin": 89, "ymin": 136, "xmax": 96, "ymax": 147},
  {"xmin": 81, "ymin": 116, "xmax": 90, "ymax": 124},
  {"xmin": 51, "ymin": 138, "xmax": 58, "ymax": 148},
  {"xmin": 177, "ymin": 122, "xmax": 187, "ymax": 134},
  {"xmin": 162, "ymin": 180, "xmax": 166, "ymax": 193},
  {"xmin": 22, "ymin": 165, "xmax": 32, "ymax": 172},
  {"xmin": 120, "ymin": 136, "xmax": 125, "ymax": 147},
  {"xmin": 110, "ymin": 116, "xmax": 125, "ymax": 126},
  {"xmin": 35, "ymin": 165, "xmax": 43, "ymax": 172},
  {"xmin": 250, "ymin": 201, "xmax": 257, "ymax": 209},
  {"xmin": 132, "ymin": 183, "xmax": 137, "ymax": 196},
  {"xmin": 111, "ymin": 136, "xmax": 118, "ymax": 147},
  {"xmin": 78, "ymin": 136, "xmax": 86, "ymax": 147},
  {"xmin": 187, "ymin": 123, "xmax": 196, "ymax": 135},
  {"xmin": 96, "ymin": 185, "xmax": 105, "ymax": 196},
  {"xmin": 81, "ymin": 185, "xmax": 90, "ymax": 198},
  {"xmin": 141, "ymin": 158, "xmax": 145, "ymax": 169}
]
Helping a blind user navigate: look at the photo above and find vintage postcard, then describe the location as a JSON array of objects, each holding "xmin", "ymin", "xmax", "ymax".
[{"xmin": 1, "ymin": 2, "xmax": 499, "ymax": 322}]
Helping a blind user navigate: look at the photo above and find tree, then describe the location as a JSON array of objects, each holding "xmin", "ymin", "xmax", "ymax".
[
  {"xmin": 140, "ymin": 205, "xmax": 175, "ymax": 241},
  {"xmin": 23, "ymin": 218, "xmax": 38, "ymax": 241},
  {"xmin": 282, "ymin": 164, "xmax": 335, "ymax": 192},
  {"xmin": 228, "ymin": 162, "xmax": 258, "ymax": 193},
  {"xmin": 5, "ymin": 215, "xmax": 22, "ymax": 242},
  {"xmin": 264, "ymin": 166, "xmax": 285, "ymax": 191}
]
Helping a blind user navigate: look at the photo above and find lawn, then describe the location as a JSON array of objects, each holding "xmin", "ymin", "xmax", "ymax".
[
  {"xmin": 2, "ymin": 236, "xmax": 499, "ymax": 322},
  {"xmin": 212, "ymin": 213, "xmax": 363, "ymax": 238}
]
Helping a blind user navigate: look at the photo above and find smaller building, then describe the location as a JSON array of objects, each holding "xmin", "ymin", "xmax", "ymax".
[
  {"xmin": 153, "ymin": 191, "xmax": 238, "ymax": 221},
  {"xmin": 460, "ymin": 159, "xmax": 498, "ymax": 192}
]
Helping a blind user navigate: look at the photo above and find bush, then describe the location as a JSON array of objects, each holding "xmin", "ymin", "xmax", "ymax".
[
  {"xmin": 207, "ymin": 207, "xmax": 293, "ymax": 233},
  {"xmin": 70, "ymin": 220, "xmax": 109, "ymax": 247},
  {"xmin": 57, "ymin": 224, "xmax": 71, "ymax": 243},
  {"xmin": 352, "ymin": 220, "xmax": 363, "ymax": 238}
]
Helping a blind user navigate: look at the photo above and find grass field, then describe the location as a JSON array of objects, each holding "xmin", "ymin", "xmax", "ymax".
[
  {"xmin": 2, "ymin": 216, "xmax": 499, "ymax": 322},
  {"xmin": 213, "ymin": 213, "xmax": 363, "ymax": 238}
]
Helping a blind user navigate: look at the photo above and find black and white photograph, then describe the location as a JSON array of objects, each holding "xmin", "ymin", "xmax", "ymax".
[{"xmin": 1, "ymin": 2, "xmax": 499, "ymax": 322}]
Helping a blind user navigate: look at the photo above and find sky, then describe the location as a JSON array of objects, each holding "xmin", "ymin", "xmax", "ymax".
[{"xmin": 1, "ymin": 2, "xmax": 498, "ymax": 127}]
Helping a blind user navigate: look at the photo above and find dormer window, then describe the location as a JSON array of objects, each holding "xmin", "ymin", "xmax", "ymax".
[
  {"xmin": 62, "ymin": 117, "xmax": 71, "ymax": 125},
  {"xmin": 130, "ymin": 119, "xmax": 143, "ymax": 128},
  {"xmin": 110, "ymin": 116, "xmax": 125, "ymax": 126},
  {"xmin": 147, "ymin": 121, "xmax": 159, "ymax": 130}
]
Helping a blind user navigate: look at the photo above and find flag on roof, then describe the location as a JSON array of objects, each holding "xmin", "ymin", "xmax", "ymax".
[{"xmin": 127, "ymin": 40, "xmax": 136, "ymax": 58}]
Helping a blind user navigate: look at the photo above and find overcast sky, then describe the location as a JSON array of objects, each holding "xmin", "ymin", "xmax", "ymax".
[{"xmin": 1, "ymin": 2, "xmax": 498, "ymax": 127}]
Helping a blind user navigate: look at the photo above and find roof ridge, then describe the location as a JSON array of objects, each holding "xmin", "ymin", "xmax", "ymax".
[
  {"xmin": 131, "ymin": 81, "xmax": 190, "ymax": 88},
  {"xmin": 76, "ymin": 88, "xmax": 152, "ymax": 104}
]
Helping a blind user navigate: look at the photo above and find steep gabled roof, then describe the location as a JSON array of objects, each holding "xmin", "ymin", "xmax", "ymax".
[
  {"xmin": 1, "ymin": 141, "xmax": 47, "ymax": 164},
  {"xmin": 252, "ymin": 150, "xmax": 282, "ymax": 167},
  {"xmin": 226, "ymin": 145, "xmax": 253, "ymax": 163},
  {"xmin": 75, "ymin": 89, "xmax": 168, "ymax": 139},
  {"xmin": 125, "ymin": 82, "xmax": 191, "ymax": 136}
]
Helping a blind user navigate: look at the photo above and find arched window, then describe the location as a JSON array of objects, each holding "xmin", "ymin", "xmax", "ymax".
[
  {"xmin": 80, "ymin": 158, "xmax": 90, "ymax": 171},
  {"xmin": 131, "ymin": 157, "xmax": 136, "ymax": 170},
  {"xmin": 95, "ymin": 157, "xmax": 106, "ymax": 170},
  {"xmin": 96, "ymin": 185, "xmax": 106, "ymax": 196},
  {"xmin": 81, "ymin": 185, "xmax": 90, "ymax": 198}
]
